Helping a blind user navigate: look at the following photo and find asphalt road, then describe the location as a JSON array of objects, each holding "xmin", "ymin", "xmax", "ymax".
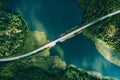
[{"xmin": 0, "ymin": 10, "xmax": 120, "ymax": 62}]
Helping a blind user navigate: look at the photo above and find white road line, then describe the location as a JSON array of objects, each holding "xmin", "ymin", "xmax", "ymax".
[{"xmin": 0, "ymin": 10, "xmax": 120, "ymax": 62}]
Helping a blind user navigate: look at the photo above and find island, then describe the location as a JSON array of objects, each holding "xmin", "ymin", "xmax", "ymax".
[
  {"xmin": 0, "ymin": 10, "xmax": 29, "ymax": 57},
  {"xmin": 0, "ymin": 10, "xmax": 48, "ymax": 58}
]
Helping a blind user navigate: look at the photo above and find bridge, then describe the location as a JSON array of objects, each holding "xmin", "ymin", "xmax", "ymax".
[{"xmin": 0, "ymin": 10, "xmax": 120, "ymax": 62}]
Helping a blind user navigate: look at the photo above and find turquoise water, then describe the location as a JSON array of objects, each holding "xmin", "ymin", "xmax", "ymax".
[{"xmin": 3, "ymin": 0, "xmax": 120, "ymax": 79}]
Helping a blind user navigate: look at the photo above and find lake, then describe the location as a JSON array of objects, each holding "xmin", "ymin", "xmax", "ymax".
[{"xmin": 3, "ymin": 0, "xmax": 120, "ymax": 79}]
